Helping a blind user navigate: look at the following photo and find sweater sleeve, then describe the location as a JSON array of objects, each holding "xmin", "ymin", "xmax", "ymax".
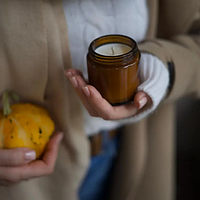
[{"xmin": 115, "ymin": 52, "xmax": 169, "ymax": 124}]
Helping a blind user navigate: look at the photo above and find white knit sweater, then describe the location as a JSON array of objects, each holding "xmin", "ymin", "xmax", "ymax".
[{"xmin": 63, "ymin": 0, "xmax": 169, "ymax": 135}]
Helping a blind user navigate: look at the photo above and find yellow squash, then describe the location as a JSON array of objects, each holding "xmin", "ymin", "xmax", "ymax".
[{"xmin": 0, "ymin": 92, "xmax": 55, "ymax": 158}]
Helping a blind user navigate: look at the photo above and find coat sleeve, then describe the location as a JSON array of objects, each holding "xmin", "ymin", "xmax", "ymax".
[{"xmin": 138, "ymin": 34, "xmax": 200, "ymax": 103}]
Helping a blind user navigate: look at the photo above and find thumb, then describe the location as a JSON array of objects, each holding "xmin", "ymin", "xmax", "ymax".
[
  {"xmin": 0, "ymin": 148, "xmax": 36, "ymax": 167},
  {"xmin": 42, "ymin": 132, "xmax": 63, "ymax": 166},
  {"xmin": 134, "ymin": 91, "xmax": 149, "ymax": 109}
]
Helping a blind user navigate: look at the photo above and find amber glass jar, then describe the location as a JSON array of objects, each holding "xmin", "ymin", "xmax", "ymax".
[{"xmin": 87, "ymin": 35, "xmax": 140, "ymax": 106}]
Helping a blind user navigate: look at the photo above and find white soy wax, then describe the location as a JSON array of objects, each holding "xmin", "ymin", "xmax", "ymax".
[{"xmin": 95, "ymin": 43, "xmax": 132, "ymax": 56}]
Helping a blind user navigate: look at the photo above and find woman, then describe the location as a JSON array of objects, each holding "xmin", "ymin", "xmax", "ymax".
[{"xmin": 0, "ymin": 0, "xmax": 199, "ymax": 200}]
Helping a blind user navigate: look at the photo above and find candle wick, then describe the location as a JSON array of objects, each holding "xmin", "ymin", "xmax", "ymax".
[{"xmin": 111, "ymin": 47, "xmax": 115, "ymax": 55}]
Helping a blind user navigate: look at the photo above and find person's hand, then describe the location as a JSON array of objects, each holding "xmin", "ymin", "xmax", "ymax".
[
  {"xmin": 0, "ymin": 132, "xmax": 63, "ymax": 186},
  {"xmin": 66, "ymin": 69, "xmax": 152, "ymax": 120}
]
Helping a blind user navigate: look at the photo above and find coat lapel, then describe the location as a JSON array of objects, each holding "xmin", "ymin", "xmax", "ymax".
[{"xmin": 0, "ymin": 1, "xmax": 89, "ymax": 199}]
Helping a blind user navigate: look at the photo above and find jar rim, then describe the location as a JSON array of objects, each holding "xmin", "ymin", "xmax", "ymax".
[{"xmin": 88, "ymin": 34, "xmax": 139, "ymax": 62}]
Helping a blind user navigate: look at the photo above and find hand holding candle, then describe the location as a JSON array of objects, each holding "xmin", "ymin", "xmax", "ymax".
[
  {"xmin": 65, "ymin": 35, "xmax": 153, "ymax": 120},
  {"xmin": 65, "ymin": 35, "xmax": 169, "ymax": 120}
]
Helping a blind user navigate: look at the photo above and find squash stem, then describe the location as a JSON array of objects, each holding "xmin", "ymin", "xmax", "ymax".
[
  {"xmin": 2, "ymin": 91, "xmax": 20, "ymax": 116},
  {"xmin": 2, "ymin": 91, "xmax": 12, "ymax": 116}
]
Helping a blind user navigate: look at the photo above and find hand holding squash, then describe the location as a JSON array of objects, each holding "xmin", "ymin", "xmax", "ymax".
[{"xmin": 0, "ymin": 91, "xmax": 63, "ymax": 185}]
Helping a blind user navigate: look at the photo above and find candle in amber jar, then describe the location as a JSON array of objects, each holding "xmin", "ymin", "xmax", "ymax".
[
  {"xmin": 87, "ymin": 35, "xmax": 140, "ymax": 106},
  {"xmin": 95, "ymin": 43, "xmax": 132, "ymax": 56}
]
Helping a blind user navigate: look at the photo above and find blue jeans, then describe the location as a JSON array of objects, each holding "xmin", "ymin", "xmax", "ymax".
[{"xmin": 78, "ymin": 130, "xmax": 120, "ymax": 200}]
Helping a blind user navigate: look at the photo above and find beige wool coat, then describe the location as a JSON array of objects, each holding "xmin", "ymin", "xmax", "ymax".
[{"xmin": 0, "ymin": 0, "xmax": 199, "ymax": 200}]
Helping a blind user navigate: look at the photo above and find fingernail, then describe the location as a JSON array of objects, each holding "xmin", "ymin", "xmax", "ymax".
[
  {"xmin": 66, "ymin": 71, "xmax": 72, "ymax": 78},
  {"xmin": 83, "ymin": 86, "xmax": 90, "ymax": 96},
  {"xmin": 70, "ymin": 77, "xmax": 78, "ymax": 88},
  {"xmin": 138, "ymin": 97, "xmax": 147, "ymax": 109},
  {"xmin": 58, "ymin": 132, "xmax": 64, "ymax": 143},
  {"xmin": 25, "ymin": 151, "xmax": 36, "ymax": 161},
  {"xmin": 55, "ymin": 132, "xmax": 64, "ymax": 146}
]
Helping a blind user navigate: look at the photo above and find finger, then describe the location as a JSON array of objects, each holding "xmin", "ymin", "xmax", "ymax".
[
  {"xmin": 68, "ymin": 75, "xmax": 98, "ymax": 117},
  {"xmin": 133, "ymin": 91, "xmax": 151, "ymax": 109},
  {"xmin": 0, "ymin": 132, "xmax": 63, "ymax": 183},
  {"xmin": 65, "ymin": 69, "xmax": 86, "ymax": 81},
  {"xmin": 83, "ymin": 86, "xmax": 138, "ymax": 120},
  {"xmin": 0, "ymin": 148, "xmax": 36, "ymax": 167}
]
